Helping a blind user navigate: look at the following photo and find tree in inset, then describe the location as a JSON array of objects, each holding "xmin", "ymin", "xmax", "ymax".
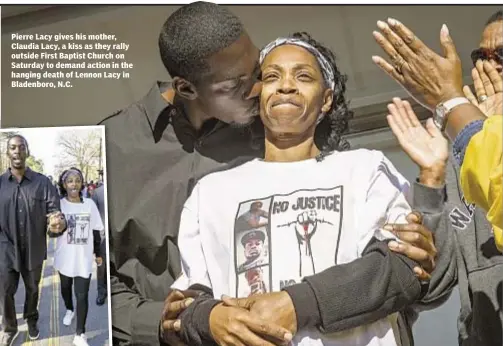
[{"xmin": 56, "ymin": 129, "xmax": 102, "ymax": 182}]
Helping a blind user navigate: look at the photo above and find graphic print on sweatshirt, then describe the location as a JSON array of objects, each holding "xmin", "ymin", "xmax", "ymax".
[
  {"xmin": 65, "ymin": 213, "xmax": 91, "ymax": 245},
  {"xmin": 234, "ymin": 186, "xmax": 343, "ymax": 297}
]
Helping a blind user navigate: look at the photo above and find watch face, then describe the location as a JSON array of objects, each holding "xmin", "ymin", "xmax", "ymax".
[
  {"xmin": 435, "ymin": 105, "xmax": 445, "ymax": 118},
  {"xmin": 434, "ymin": 106, "xmax": 445, "ymax": 129}
]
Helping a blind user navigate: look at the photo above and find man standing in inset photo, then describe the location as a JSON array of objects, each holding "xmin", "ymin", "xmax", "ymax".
[{"xmin": 0, "ymin": 135, "xmax": 66, "ymax": 346}]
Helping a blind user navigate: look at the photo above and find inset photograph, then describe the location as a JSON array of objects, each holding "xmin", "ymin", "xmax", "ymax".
[{"xmin": 0, "ymin": 126, "xmax": 110, "ymax": 346}]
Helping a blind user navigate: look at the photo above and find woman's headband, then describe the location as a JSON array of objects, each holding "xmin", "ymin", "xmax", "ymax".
[{"xmin": 62, "ymin": 168, "xmax": 83, "ymax": 183}]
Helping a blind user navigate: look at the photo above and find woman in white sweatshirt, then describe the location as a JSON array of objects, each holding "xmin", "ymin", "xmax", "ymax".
[
  {"xmin": 51, "ymin": 167, "xmax": 104, "ymax": 346},
  {"xmin": 174, "ymin": 32, "xmax": 427, "ymax": 346}
]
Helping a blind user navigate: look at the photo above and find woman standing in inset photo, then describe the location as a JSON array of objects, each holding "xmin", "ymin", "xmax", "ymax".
[{"xmin": 51, "ymin": 167, "xmax": 103, "ymax": 346}]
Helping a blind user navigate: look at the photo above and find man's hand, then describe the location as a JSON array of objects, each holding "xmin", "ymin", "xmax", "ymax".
[
  {"xmin": 463, "ymin": 60, "xmax": 503, "ymax": 117},
  {"xmin": 209, "ymin": 301, "xmax": 293, "ymax": 346},
  {"xmin": 47, "ymin": 211, "xmax": 65, "ymax": 233},
  {"xmin": 221, "ymin": 291, "xmax": 297, "ymax": 336},
  {"xmin": 372, "ymin": 19, "xmax": 464, "ymax": 110},
  {"xmin": 386, "ymin": 97, "xmax": 448, "ymax": 187},
  {"xmin": 385, "ymin": 212, "xmax": 437, "ymax": 281},
  {"xmin": 159, "ymin": 289, "xmax": 199, "ymax": 346}
]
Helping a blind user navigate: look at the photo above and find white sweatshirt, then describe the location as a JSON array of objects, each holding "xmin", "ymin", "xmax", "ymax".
[{"xmin": 174, "ymin": 149, "xmax": 411, "ymax": 346}]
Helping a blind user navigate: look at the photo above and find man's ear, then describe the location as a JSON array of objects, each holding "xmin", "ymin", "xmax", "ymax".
[{"xmin": 172, "ymin": 76, "xmax": 198, "ymax": 101}]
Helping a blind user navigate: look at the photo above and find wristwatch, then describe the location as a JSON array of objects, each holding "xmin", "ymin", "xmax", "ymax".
[{"xmin": 433, "ymin": 97, "xmax": 470, "ymax": 131}]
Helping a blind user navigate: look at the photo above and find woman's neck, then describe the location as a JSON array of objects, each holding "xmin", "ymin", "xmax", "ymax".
[
  {"xmin": 66, "ymin": 195, "xmax": 81, "ymax": 203},
  {"xmin": 264, "ymin": 132, "xmax": 320, "ymax": 162}
]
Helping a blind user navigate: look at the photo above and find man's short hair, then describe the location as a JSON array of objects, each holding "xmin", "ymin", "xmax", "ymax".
[
  {"xmin": 7, "ymin": 134, "xmax": 29, "ymax": 150},
  {"xmin": 486, "ymin": 10, "xmax": 502, "ymax": 26},
  {"xmin": 158, "ymin": 1, "xmax": 245, "ymax": 84}
]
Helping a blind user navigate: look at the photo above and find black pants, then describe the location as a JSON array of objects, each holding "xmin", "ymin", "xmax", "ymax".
[
  {"xmin": 0, "ymin": 265, "xmax": 43, "ymax": 333},
  {"xmin": 59, "ymin": 272, "xmax": 91, "ymax": 335},
  {"xmin": 96, "ymin": 240, "xmax": 107, "ymax": 298}
]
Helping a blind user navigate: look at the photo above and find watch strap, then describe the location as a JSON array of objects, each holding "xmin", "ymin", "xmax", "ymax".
[
  {"xmin": 435, "ymin": 97, "xmax": 470, "ymax": 131},
  {"xmin": 443, "ymin": 97, "xmax": 470, "ymax": 112}
]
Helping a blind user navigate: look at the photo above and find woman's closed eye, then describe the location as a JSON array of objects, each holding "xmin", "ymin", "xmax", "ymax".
[{"xmin": 297, "ymin": 72, "xmax": 314, "ymax": 82}]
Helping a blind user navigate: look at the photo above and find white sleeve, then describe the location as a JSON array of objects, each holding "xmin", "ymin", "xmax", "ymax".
[
  {"xmin": 171, "ymin": 182, "xmax": 212, "ymax": 290},
  {"xmin": 356, "ymin": 152, "xmax": 412, "ymax": 256},
  {"xmin": 89, "ymin": 199, "xmax": 104, "ymax": 231}
]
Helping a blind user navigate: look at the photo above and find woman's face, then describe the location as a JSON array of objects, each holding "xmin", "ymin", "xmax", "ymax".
[
  {"xmin": 259, "ymin": 44, "xmax": 333, "ymax": 136},
  {"xmin": 64, "ymin": 173, "xmax": 82, "ymax": 199}
]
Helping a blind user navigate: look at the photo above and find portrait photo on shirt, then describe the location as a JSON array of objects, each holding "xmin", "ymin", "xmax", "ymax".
[
  {"xmin": 0, "ymin": 125, "xmax": 111, "ymax": 346},
  {"xmin": 234, "ymin": 198, "xmax": 272, "ymax": 275}
]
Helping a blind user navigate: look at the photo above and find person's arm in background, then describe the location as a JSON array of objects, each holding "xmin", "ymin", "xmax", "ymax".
[
  {"xmin": 386, "ymin": 98, "xmax": 458, "ymax": 309},
  {"xmin": 442, "ymin": 60, "xmax": 499, "ymax": 144},
  {"xmin": 93, "ymin": 230, "xmax": 101, "ymax": 257},
  {"xmin": 91, "ymin": 187, "xmax": 107, "ymax": 259},
  {"xmin": 372, "ymin": 18, "xmax": 502, "ymax": 252},
  {"xmin": 89, "ymin": 198, "xmax": 104, "ymax": 266}
]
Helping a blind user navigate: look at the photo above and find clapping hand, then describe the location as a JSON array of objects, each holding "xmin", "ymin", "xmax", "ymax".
[{"xmin": 463, "ymin": 60, "xmax": 502, "ymax": 117}]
